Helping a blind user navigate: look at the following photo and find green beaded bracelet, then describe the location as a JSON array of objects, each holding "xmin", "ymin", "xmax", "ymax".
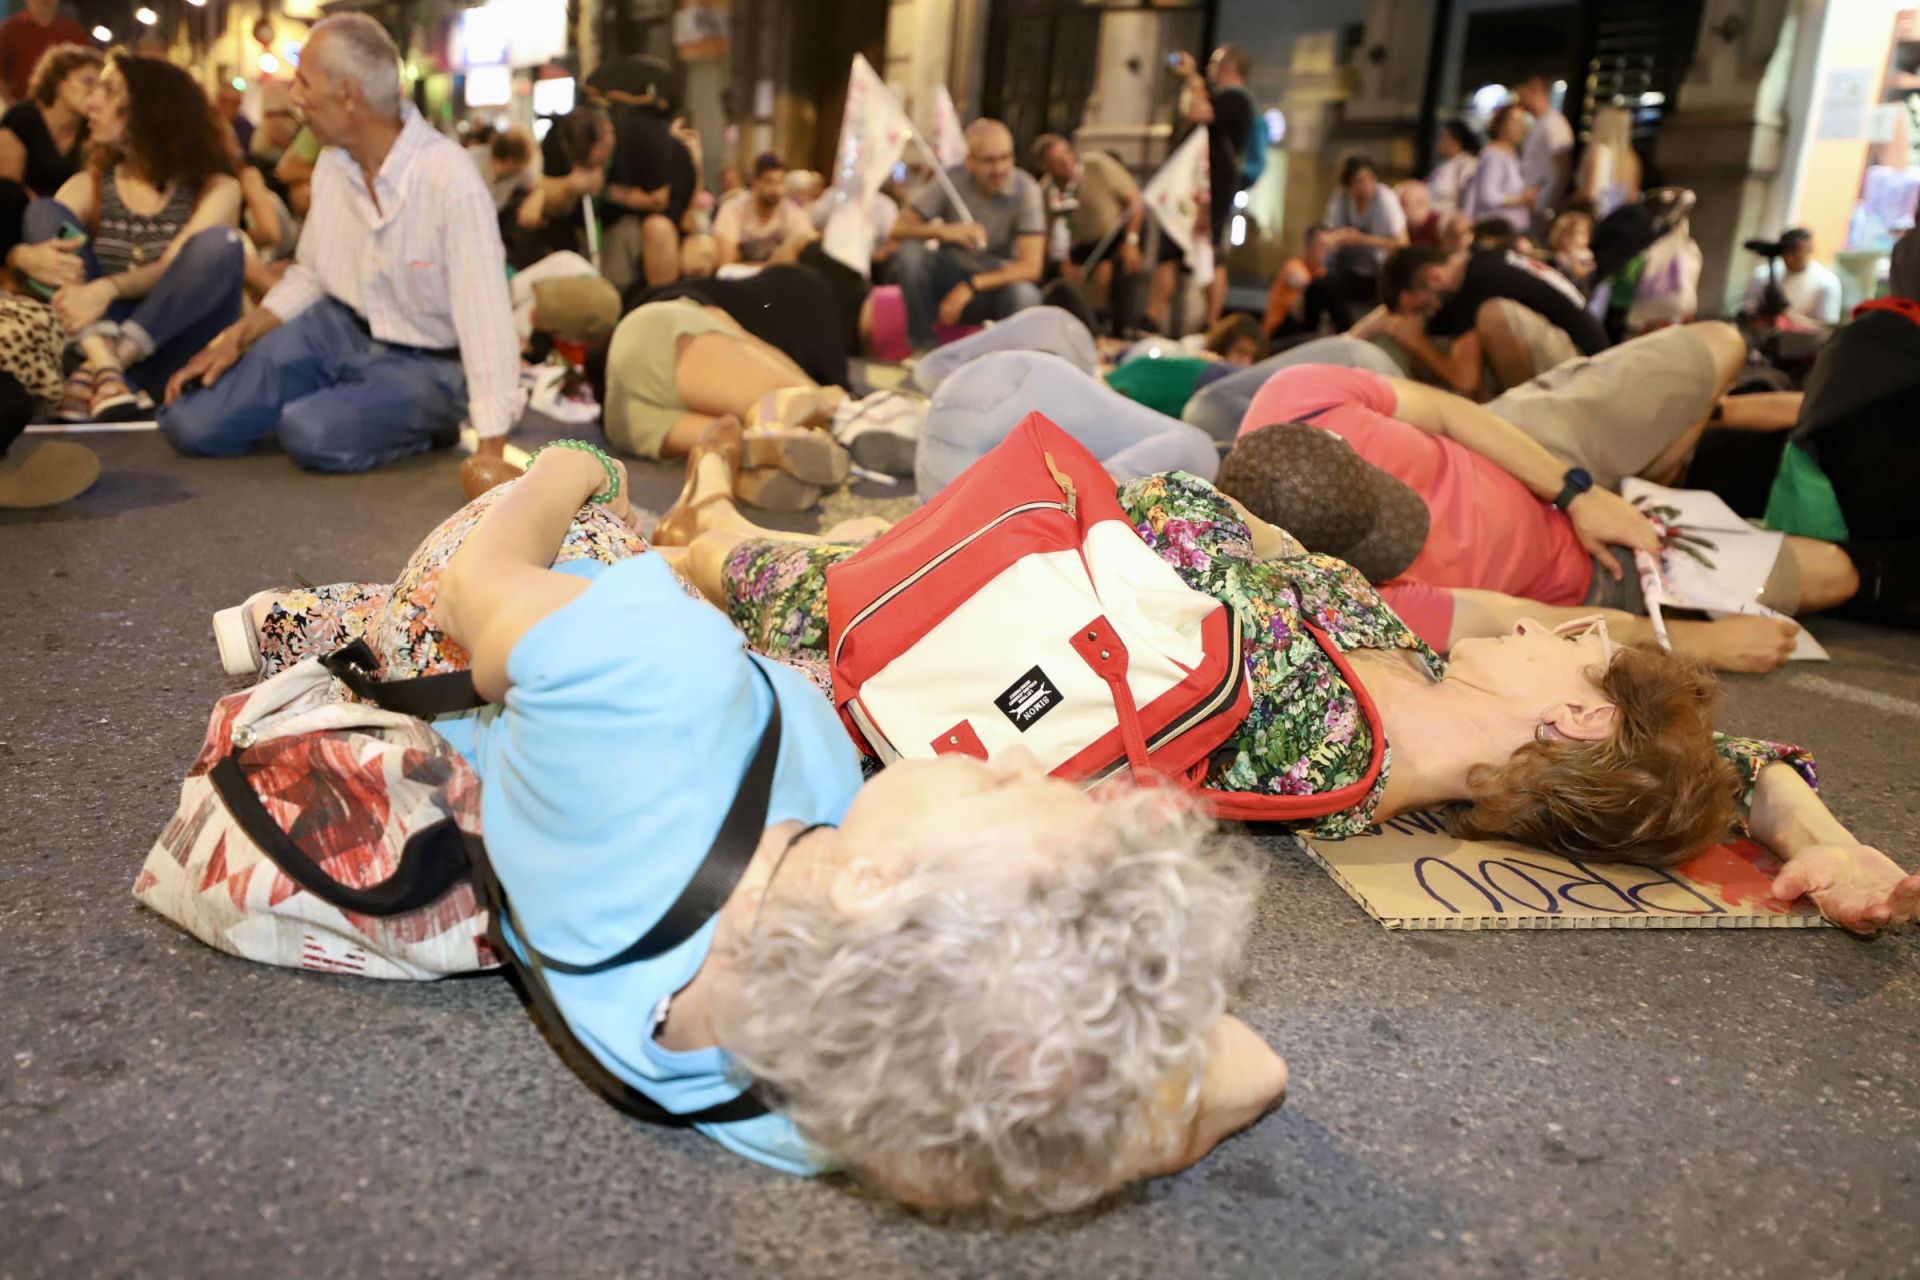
[{"xmin": 526, "ymin": 439, "xmax": 621, "ymax": 505}]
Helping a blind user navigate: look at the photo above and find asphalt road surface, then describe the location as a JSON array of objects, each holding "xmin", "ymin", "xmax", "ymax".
[{"xmin": 4, "ymin": 432, "xmax": 1916, "ymax": 1279}]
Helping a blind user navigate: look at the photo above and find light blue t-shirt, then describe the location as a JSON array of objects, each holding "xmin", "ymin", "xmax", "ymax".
[{"xmin": 438, "ymin": 555, "xmax": 863, "ymax": 1173}]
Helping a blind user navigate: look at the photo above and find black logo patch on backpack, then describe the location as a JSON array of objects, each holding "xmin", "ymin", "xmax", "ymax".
[{"xmin": 995, "ymin": 666, "xmax": 1063, "ymax": 732}]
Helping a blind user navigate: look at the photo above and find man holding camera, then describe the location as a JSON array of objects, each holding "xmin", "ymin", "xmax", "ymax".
[
  {"xmin": 1742, "ymin": 228, "xmax": 1842, "ymax": 329},
  {"xmin": 1170, "ymin": 44, "xmax": 1256, "ymax": 326}
]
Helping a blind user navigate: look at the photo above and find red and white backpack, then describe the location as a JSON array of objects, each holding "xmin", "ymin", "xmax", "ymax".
[{"xmin": 827, "ymin": 412, "xmax": 1251, "ymax": 787}]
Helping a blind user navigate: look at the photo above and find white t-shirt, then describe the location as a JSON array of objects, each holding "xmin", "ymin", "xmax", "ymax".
[
  {"xmin": 712, "ymin": 196, "xmax": 813, "ymax": 263},
  {"xmin": 1744, "ymin": 260, "xmax": 1844, "ymax": 326},
  {"xmin": 1519, "ymin": 109, "xmax": 1574, "ymax": 212},
  {"xmin": 1427, "ymin": 152, "xmax": 1478, "ymax": 217}
]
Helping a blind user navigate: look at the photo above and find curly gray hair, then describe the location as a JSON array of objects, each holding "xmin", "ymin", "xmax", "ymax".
[{"xmin": 714, "ymin": 788, "xmax": 1258, "ymax": 1217}]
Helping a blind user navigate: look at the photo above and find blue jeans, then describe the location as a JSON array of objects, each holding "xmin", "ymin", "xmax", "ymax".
[
  {"xmin": 889, "ymin": 238, "xmax": 1043, "ymax": 347},
  {"xmin": 1180, "ymin": 336, "xmax": 1404, "ymax": 446},
  {"xmin": 909, "ymin": 305, "xmax": 1098, "ymax": 395},
  {"xmin": 22, "ymin": 198, "xmax": 244, "ymax": 395},
  {"xmin": 916, "ymin": 350, "xmax": 1217, "ymax": 501},
  {"xmin": 157, "ymin": 297, "xmax": 469, "ymax": 473}
]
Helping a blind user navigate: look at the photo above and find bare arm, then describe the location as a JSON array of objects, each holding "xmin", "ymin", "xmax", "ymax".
[
  {"xmin": 1179, "ymin": 67, "xmax": 1214, "ymax": 124},
  {"xmin": 1750, "ymin": 764, "xmax": 1920, "ymax": 934},
  {"xmin": 100, "ymin": 175, "xmax": 243, "ymax": 303},
  {"xmin": 238, "ymin": 167, "xmax": 281, "ymax": 253},
  {"xmin": 1380, "ymin": 319, "xmax": 1482, "ymax": 397},
  {"xmin": 0, "ymin": 128, "xmax": 25, "ymax": 184},
  {"xmin": 1445, "ymin": 588, "xmax": 1799, "ymax": 673},
  {"xmin": 1388, "ymin": 377, "xmax": 1660, "ymax": 570},
  {"xmin": 434, "ymin": 449, "xmax": 619, "ymax": 701},
  {"xmin": 890, "ymin": 203, "xmax": 977, "ymax": 246},
  {"xmin": 1387, "ymin": 377, "xmax": 1576, "ymax": 498},
  {"xmin": 605, "ymin": 182, "xmax": 671, "ymax": 215},
  {"xmin": 969, "ymin": 233, "xmax": 1044, "ymax": 289},
  {"xmin": 1127, "ymin": 1016, "xmax": 1289, "ymax": 1182},
  {"xmin": 275, "ymin": 147, "xmax": 314, "ymax": 188}
]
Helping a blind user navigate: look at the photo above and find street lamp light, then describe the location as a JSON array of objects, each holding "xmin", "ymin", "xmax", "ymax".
[
  {"xmin": 91, "ymin": 24, "xmax": 110, "ymax": 41},
  {"xmin": 135, "ymin": 7, "xmax": 156, "ymax": 24}
]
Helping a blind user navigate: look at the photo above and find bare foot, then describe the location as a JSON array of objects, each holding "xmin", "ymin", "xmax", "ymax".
[{"xmin": 820, "ymin": 515, "xmax": 892, "ymax": 543}]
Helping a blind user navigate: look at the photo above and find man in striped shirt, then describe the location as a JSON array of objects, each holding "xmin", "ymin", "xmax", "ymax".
[{"xmin": 157, "ymin": 14, "xmax": 519, "ymax": 472}]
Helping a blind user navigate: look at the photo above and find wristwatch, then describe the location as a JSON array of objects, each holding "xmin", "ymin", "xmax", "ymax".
[{"xmin": 1551, "ymin": 467, "xmax": 1593, "ymax": 511}]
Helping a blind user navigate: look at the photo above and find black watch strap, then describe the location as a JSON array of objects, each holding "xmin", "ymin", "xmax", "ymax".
[{"xmin": 1551, "ymin": 468, "xmax": 1593, "ymax": 511}]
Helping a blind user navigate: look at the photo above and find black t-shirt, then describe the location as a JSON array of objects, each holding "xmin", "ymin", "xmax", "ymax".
[
  {"xmin": 0, "ymin": 101, "xmax": 83, "ymax": 197},
  {"xmin": 604, "ymin": 105, "xmax": 695, "ymax": 225},
  {"xmin": 1201, "ymin": 87, "xmax": 1254, "ymax": 240},
  {"xmin": 1428, "ymin": 248, "xmax": 1609, "ymax": 355}
]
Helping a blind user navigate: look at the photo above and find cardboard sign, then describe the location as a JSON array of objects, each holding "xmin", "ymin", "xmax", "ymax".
[{"xmin": 1304, "ymin": 810, "xmax": 1831, "ymax": 931}]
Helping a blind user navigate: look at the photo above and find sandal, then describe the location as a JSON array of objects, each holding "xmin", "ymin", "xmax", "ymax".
[
  {"xmin": 745, "ymin": 385, "xmax": 846, "ymax": 433},
  {"xmin": 732, "ymin": 465, "xmax": 825, "ymax": 512},
  {"xmin": 741, "ymin": 427, "xmax": 851, "ymax": 488},
  {"xmin": 652, "ymin": 416, "xmax": 746, "ymax": 545},
  {"xmin": 87, "ymin": 368, "xmax": 145, "ymax": 423},
  {"xmin": 56, "ymin": 368, "xmax": 94, "ymax": 423}
]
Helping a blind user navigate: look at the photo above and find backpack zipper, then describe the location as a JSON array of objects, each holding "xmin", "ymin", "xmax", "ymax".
[{"xmin": 831, "ymin": 499, "xmax": 1071, "ymax": 670}]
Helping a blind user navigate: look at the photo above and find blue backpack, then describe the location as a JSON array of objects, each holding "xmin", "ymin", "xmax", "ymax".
[{"xmin": 1225, "ymin": 86, "xmax": 1268, "ymax": 189}]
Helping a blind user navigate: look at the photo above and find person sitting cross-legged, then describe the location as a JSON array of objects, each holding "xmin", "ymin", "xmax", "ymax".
[
  {"xmin": 156, "ymin": 14, "xmax": 518, "ymax": 473},
  {"xmin": 888, "ymin": 118, "xmax": 1044, "ymax": 348},
  {"xmin": 7, "ymin": 52, "xmax": 244, "ymax": 422}
]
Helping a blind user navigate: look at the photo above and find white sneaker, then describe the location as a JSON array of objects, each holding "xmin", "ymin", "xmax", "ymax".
[
  {"xmin": 831, "ymin": 390, "xmax": 924, "ymax": 479},
  {"xmin": 210, "ymin": 590, "xmax": 282, "ymax": 678}
]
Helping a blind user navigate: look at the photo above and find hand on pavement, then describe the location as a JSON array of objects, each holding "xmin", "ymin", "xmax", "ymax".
[
  {"xmin": 1565, "ymin": 488, "xmax": 1660, "ymax": 578},
  {"xmin": 1771, "ymin": 843, "xmax": 1920, "ymax": 935}
]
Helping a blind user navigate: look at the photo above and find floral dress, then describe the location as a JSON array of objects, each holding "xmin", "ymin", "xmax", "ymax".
[
  {"xmin": 720, "ymin": 472, "xmax": 1818, "ymax": 837},
  {"xmin": 257, "ymin": 482, "xmax": 655, "ymax": 680},
  {"xmin": 253, "ymin": 479, "xmax": 841, "ymax": 698}
]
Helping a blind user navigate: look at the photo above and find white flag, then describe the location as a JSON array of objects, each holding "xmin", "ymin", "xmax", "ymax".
[
  {"xmin": 827, "ymin": 54, "xmax": 914, "ymax": 210},
  {"xmin": 820, "ymin": 195, "xmax": 875, "ymax": 278},
  {"xmin": 1141, "ymin": 127, "xmax": 1213, "ymax": 279},
  {"xmin": 932, "ymin": 84, "xmax": 968, "ymax": 168}
]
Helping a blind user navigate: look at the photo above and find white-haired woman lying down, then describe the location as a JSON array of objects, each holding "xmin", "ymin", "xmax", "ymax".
[{"xmin": 276, "ymin": 442, "xmax": 1290, "ymax": 1216}]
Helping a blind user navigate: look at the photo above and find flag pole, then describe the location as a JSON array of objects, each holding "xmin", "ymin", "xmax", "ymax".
[
  {"xmin": 1078, "ymin": 192, "xmax": 1142, "ymax": 273},
  {"xmin": 907, "ymin": 129, "xmax": 976, "ymax": 226}
]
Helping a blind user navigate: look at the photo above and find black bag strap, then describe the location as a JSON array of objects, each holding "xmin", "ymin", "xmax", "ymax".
[
  {"xmin": 524, "ymin": 666, "xmax": 781, "ymax": 974},
  {"xmin": 462, "ymin": 831, "xmax": 770, "ymax": 1127},
  {"xmin": 214, "ymin": 646, "xmax": 781, "ymax": 1126},
  {"xmin": 208, "ymin": 756, "xmax": 471, "ymax": 917},
  {"xmin": 458, "ymin": 659, "xmax": 785, "ymax": 1127},
  {"xmin": 322, "ymin": 639, "xmax": 486, "ymax": 718}
]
